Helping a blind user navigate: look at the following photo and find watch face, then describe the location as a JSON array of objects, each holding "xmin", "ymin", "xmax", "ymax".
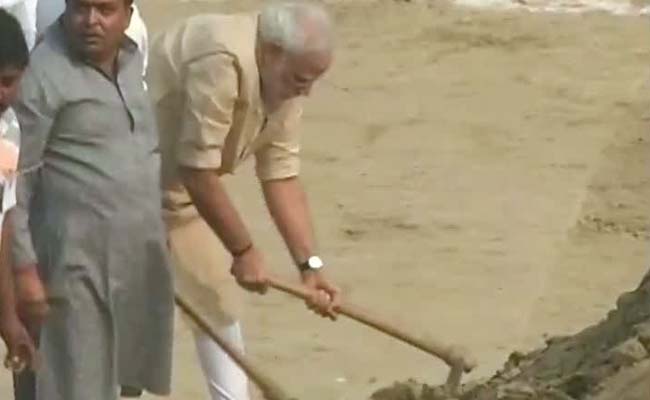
[{"xmin": 308, "ymin": 256, "xmax": 324, "ymax": 269}]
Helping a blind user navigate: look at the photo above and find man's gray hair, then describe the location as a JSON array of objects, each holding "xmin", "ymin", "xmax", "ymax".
[{"xmin": 258, "ymin": 1, "xmax": 333, "ymax": 54}]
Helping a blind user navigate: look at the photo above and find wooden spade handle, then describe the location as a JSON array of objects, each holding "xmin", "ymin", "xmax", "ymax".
[
  {"xmin": 267, "ymin": 278, "xmax": 476, "ymax": 373},
  {"xmin": 175, "ymin": 295, "xmax": 297, "ymax": 400}
]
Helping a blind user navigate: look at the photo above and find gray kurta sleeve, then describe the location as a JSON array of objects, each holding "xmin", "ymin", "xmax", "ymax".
[{"xmin": 11, "ymin": 67, "xmax": 57, "ymax": 270}]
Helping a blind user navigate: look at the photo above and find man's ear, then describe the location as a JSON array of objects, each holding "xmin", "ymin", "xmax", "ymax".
[
  {"xmin": 269, "ymin": 43, "xmax": 286, "ymax": 59},
  {"xmin": 261, "ymin": 42, "xmax": 285, "ymax": 65}
]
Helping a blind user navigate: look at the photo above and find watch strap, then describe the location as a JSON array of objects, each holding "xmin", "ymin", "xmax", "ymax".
[{"xmin": 297, "ymin": 260, "xmax": 311, "ymax": 272}]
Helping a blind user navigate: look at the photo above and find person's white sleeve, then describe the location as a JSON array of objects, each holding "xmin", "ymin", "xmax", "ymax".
[
  {"xmin": 36, "ymin": 0, "xmax": 64, "ymax": 35},
  {"xmin": 2, "ymin": 176, "xmax": 17, "ymax": 213},
  {"xmin": 127, "ymin": 4, "xmax": 148, "ymax": 75},
  {"xmin": 0, "ymin": 176, "xmax": 16, "ymax": 235},
  {"xmin": 2, "ymin": 0, "xmax": 37, "ymax": 49},
  {"xmin": 0, "ymin": 0, "xmax": 25, "ymax": 7}
]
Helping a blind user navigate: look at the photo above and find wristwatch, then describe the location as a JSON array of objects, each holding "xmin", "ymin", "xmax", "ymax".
[{"xmin": 298, "ymin": 256, "xmax": 324, "ymax": 272}]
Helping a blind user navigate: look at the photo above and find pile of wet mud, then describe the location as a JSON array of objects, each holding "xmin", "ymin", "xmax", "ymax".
[{"xmin": 371, "ymin": 272, "xmax": 650, "ymax": 400}]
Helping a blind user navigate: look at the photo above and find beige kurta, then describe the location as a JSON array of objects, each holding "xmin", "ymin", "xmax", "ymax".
[{"xmin": 148, "ymin": 13, "xmax": 303, "ymax": 324}]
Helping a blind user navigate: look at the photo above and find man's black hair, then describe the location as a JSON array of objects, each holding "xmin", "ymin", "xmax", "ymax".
[{"xmin": 0, "ymin": 8, "xmax": 29, "ymax": 70}]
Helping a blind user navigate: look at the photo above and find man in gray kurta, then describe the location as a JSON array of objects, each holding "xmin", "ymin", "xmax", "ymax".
[{"xmin": 10, "ymin": 1, "xmax": 174, "ymax": 399}]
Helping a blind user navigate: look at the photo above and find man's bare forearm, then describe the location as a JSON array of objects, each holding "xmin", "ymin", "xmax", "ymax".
[
  {"xmin": 180, "ymin": 168, "xmax": 253, "ymax": 255},
  {"xmin": 262, "ymin": 177, "xmax": 316, "ymax": 265},
  {"xmin": 0, "ymin": 215, "xmax": 17, "ymax": 317}
]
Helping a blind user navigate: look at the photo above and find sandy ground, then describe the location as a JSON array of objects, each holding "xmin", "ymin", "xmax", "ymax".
[{"xmin": 1, "ymin": 0, "xmax": 650, "ymax": 399}]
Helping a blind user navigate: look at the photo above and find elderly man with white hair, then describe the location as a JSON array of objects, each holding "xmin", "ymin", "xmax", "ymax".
[{"xmin": 148, "ymin": 2, "xmax": 340, "ymax": 399}]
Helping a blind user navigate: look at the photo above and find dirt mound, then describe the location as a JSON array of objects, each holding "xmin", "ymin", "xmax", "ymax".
[{"xmin": 371, "ymin": 272, "xmax": 650, "ymax": 400}]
